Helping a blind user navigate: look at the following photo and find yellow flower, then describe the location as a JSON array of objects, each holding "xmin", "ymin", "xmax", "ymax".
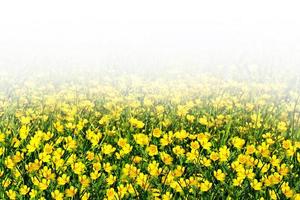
[
  {"xmin": 162, "ymin": 119, "xmax": 171, "ymax": 127},
  {"xmin": 210, "ymin": 152, "xmax": 219, "ymax": 161},
  {"xmin": 270, "ymin": 155, "xmax": 281, "ymax": 167},
  {"xmin": 72, "ymin": 161, "xmax": 86, "ymax": 175},
  {"xmin": 160, "ymin": 152, "xmax": 173, "ymax": 165},
  {"xmin": 146, "ymin": 144, "xmax": 158, "ymax": 156},
  {"xmin": 101, "ymin": 143, "xmax": 116, "ymax": 155},
  {"xmin": 245, "ymin": 168, "xmax": 255, "ymax": 180},
  {"xmin": 269, "ymin": 172, "xmax": 282, "ymax": 185},
  {"xmin": 148, "ymin": 160, "xmax": 162, "ymax": 176},
  {"xmin": 294, "ymin": 194, "xmax": 300, "ymax": 200},
  {"xmin": 106, "ymin": 188, "xmax": 116, "ymax": 200},
  {"xmin": 106, "ymin": 175, "xmax": 116, "ymax": 185},
  {"xmin": 79, "ymin": 175, "xmax": 91, "ymax": 188},
  {"xmin": 162, "ymin": 192, "xmax": 173, "ymax": 200},
  {"xmin": 174, "ymin": 130, "xmax": 189, "ymax": 140},
  {"xmin": 129, "ymin": 118, "xmax": 144, "ymax": 128},
  {"xmin": 0, "ymin": 132, "xmax": 5, "ymax": 142},
  {"xmin": 199, "ymin": 116, "xmax": 209, "ymax": 126},
  {"xmin": 119, "ymin": 144, "xmax": 133, "ymax": 156},
  {"xmin": 51, "ymin": 190, "xmax": 64, "ymax": 200},
  {"xmin": 237, "ymin": 154, "xmax": 247, "ymax": 164},
  {"xmin": 86, "ymin": 130, "xmax": 102, "ymax": 147},
  {"xmin": 152, "ymin": 128, "xmax": 162, "ymax": 138},
  {"xmin": 219, "ymin": 146, "xmax": 230, "ymax": 162},
  {"xmin": 117, "ymin": 184, "xmax": 127, "ymax": 198},
  {"xmin": 19, "ymin": 125, "xmax": 30, "ymax": 140},
  {"xmin": 43, "ymin": 143, "xmax": 53, "ymax": 154},
  {"xmin": 90, "ymin": 170, "xmax": 100, "ymax": 180},
  {"xmin": 170, "ymin": 181, "xmax": 183, "ymax": 193},
  {"xmin": 257, "ymin": 142, "xmax": 270, "ymax": 158},
  {"xmin": 38, "ymin": 178, "xmax": 50, "ymax": 190},
  {"xmin": 281, "ymin": 182, "xmax": 294, "ymax": 198},
  {"xmin": 29, "ymin": 189, "xmax": 38, "ymax": 199},
  {"xmin": 187, "ymin": 114, "xmax": 195, "ymax": 122},
  {"xmin": 133, "ymin": 133, "xmax": 149, "ymax": 146},
  {"xmin": 261, "ymin": 163, "xmax": 270, "ymax": 174},
  {"xmin": 295, "ymin": 142, "xmax": 300, "ymax": 149},
  {"xmin": 187, "ymin": 176, "xmax": 198, "ymax": 186},
  {"xmin": 93, "ymin": 162, "xmax": 101, "ymax": 171},
  {"xmin": 200, "ymin": 138, "xmax": 212, "ymax": 150},
  {"xmin": 6, "ymin": 189, "xmax": 16, "ymax": 200},
  {"xmin": 172, "ymin": 145, "xmax": 185, "ymax": 156},
  {"xmin": 41, "ymin": 166, "xmax": 55, "ymax": 180},
  {"xmin": 286, "ymin": 146, "xmax": 296, "ymax": 157},
  {"xmin": 65, "ymin": 186, "xmax": 77, "ymax": 198},
  {"xmin": 12, "ymin": 137, "xmax": 21, "ymax": 148},
  {"xmin": 233, "ymin": 177, "xmax": 244, "ymax": 186},
  {"xmin": 66, "ymin": 154, "xmax": 77, "ymax": 165},
  {"xmin": 200, "ymin": 157, "xmax": 212, "ymax": 167},
  {"xmin": 190, "ymin": 141, "xmax": 200, "ymax": 150},
  {"xmin": 64, "ymin": 136, "xmax": 77, "ymax": 151},
  {"xmin": 282, "ymin": 140, "xmax": 292, "ymax": 150},
  {"xmin": 117, "ymin": 138, "xmax": 128, "ymax": 147},
  {"xmin": 214, "ymin": 169, "xmax": 226, "ymax": 182},
  {"xmin": 15, "ymin": 147, "xmax": 25, "ymax": 160},
  {"xmin": 0, "ymin": 147, "xmax": 5, "ymax": 156},
  {"xmin": 173, "ymin": 165, "xmax": 185, "ymax": 177},
  {"xmin": 57, "ymin": 174, "xmax": 70, "ymax": 185},
  {"xmin": 133, "ymin": 156, "xmax": 142, "ymax": 164},
  {"xmin": 160, "ymin": 132, "xmax": 173, "ymax": 147},
  {"xmin": 278, "ymin": 163, "xmax": 289, "ymax": 176},
  {"xmin": 251, "ymin": 179, "xmax": 262, "ymax": 191},
  {"xmin": 82, "ymin": 192, "xmax": 90, "ymax": 200},
  {"xmin": 232, "ymin": 137, "xmax": 245, "ymax": 149},
  {"xmin": 86, "ymin": 151, "xmax": 95, "ymax": 161},
  {"xmin": 122, "ymin": 164, "xmax": 140, "ymax": 179},
  {"xmin": 99, "ymin": 115, "xmax": 110, "ymax": 125},
  {"xmin": 2, "ymin": 178, "xmax": 11, "ymax": 188},
  {"xmin": 54, "ymin": 121, "xmax": 64, "ymax": 133},
  {"xmin": 26, "ymin": 159, "xmax": 42, "ymax": 172},
  {"xmin": 277, "ymin": 121, "xmax": 287, "ymax": 133},
  {"xmin": 19, "ymin": 185, "xmax": 30, "ymax": 195},
  {"xmin": 186, "ymin": 149, "xmax": 199, "ymax": 162},
  {"xmin": 200, "ymin": 180, "xmax": 212, "ymax": 192},
  {"xmin": 269, "ymin": 190, "xmax": 277, "ymax": 200},
  {"xmin": 4, "ymin": 156, "xmax": 16, "ymax": 169},
  {"xmin": 103, "ymin": 162, "xmax": 113, "ymax": 173},
  {"xmin": 126, "ymin": 183, "xmax": 136, "ymax": 195},
  {"xmin": 156, "ymin": 105, "xmax": 164, "ymax": 113}
]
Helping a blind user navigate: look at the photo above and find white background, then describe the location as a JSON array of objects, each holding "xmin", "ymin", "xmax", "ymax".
[{"xmin": 0, "ymin": 0, "xmax": 300, "ymax": 73}]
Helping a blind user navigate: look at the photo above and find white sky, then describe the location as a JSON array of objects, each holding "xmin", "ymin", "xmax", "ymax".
[{"xmin": 0, "ymin": 0, "xmax": 300, "ymax": 73}]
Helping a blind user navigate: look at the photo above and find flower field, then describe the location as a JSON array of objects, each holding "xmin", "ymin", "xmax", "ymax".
[{"xmin": 0, "ymin": 73, "xmax": 300, "ymax": 200}]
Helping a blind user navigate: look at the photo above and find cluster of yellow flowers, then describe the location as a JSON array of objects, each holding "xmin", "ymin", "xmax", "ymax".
[{"xmin": 0, "ymin": 74, "xmax": 300, "ymax": 199}]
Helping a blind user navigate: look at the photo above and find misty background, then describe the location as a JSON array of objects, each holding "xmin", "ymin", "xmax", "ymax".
[{"xmin": 0, "ymin": 0, "xmax": 300, "ymax": 81}]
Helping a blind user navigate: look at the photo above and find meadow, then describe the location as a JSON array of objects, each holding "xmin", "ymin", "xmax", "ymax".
[{"xmin": 0, "ymin": 71, "xmax": 300, "ymax": 199}]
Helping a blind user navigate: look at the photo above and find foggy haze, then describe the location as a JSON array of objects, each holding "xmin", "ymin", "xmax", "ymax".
[{"xmin": 1, "ymin": 0, "xmax": 300, "ymax": 77}]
